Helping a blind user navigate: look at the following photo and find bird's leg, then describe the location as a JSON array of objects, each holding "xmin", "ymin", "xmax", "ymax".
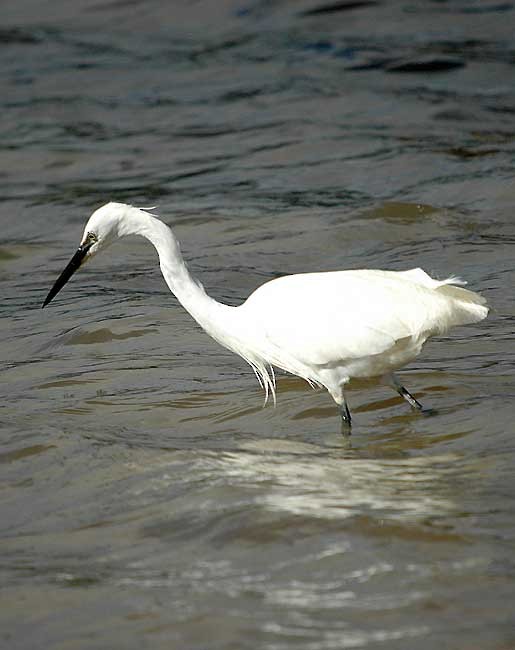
[
  {"xmin": 386, "ymin": 373, "xmax": 423, "ymax": 410},
  {"xmin": 339, "ymin": 394, "xmax": 352, "ymax": 434},
  {"xmin": 397, "ymin": 384, "xmax": 423, "ymax": 410},
  {"xmin": 327, "ymin": 379, "xmax": 352, "ymax": 434}
]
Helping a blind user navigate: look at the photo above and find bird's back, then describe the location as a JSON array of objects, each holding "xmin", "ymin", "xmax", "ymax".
[{"xmin": 239, "ymin": 268, "xmax": 488, "ymax": 381}]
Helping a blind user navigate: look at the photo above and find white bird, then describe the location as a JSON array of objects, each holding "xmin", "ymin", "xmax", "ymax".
[{"xmin": 43, "ymin": 202, "xmax": 488, "ymax": 430}]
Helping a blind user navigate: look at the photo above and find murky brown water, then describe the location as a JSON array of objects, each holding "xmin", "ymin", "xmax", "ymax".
[{"xmin": 2, "ymin": 1, "xmax": 515, "ymax": 648}]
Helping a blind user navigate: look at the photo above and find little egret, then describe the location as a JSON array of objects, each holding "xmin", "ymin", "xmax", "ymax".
[{"xmin": 43, "ymin": 202, "xmax": 488, "ymax": 429}]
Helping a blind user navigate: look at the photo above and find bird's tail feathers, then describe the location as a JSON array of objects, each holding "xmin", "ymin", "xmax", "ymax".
[
  {"xmin": 438, "ymin": 275, "xmax": 467, "ymax": 286},
  {"xmin": 435, "ymin": 281, "xmax": 489, "ymax": 324}
]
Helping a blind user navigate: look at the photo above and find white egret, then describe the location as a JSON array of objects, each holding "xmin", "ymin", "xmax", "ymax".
[{"xmin": 43, "ymin": 202, "xmax": 488, "ymax": 429}]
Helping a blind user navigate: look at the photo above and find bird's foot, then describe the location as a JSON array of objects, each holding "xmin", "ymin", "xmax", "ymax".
[
  {"xmin": 341, "ymin": 423, "xmax": 352, "ymax": 437},
  {"xmin": 339, "ymin": 401, "xmax": 352, "ymax": 436}
]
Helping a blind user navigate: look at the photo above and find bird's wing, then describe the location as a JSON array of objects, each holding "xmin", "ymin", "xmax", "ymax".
[{"xmin": 242, "ymin": 269, "xmax": 446, "ymax": 368}]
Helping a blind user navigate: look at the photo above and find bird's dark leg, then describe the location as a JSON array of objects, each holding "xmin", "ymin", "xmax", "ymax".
[
  {"xmin": 397, "ymin": 384, "xmax": 423, "ymax": 410},
  {"xmin": 339, "ymin": 395, "xmax": 352, "ymax": 434},
  {"xmin": 386, "ymin": 373, "xmax": 423, "ymax": 410}
]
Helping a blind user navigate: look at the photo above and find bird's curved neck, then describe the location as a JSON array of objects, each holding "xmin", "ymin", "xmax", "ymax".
[
  {"xmin": 114, "ymin": 206, "xmax": 272, "ymax": 392},
  {"xmin": 118, "ymin": 207, "xmax": 230, "ymax": 334}
]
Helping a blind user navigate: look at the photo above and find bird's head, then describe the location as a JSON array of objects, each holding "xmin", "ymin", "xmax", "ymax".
[{"xmin": 42, "ymin": 202, "xmax": 128, "ymax": 308}]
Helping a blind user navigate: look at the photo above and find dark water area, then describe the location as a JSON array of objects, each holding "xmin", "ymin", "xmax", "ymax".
[{"xmin": 2, "ymin": 1, "xmax": 515, "ymax": 648}]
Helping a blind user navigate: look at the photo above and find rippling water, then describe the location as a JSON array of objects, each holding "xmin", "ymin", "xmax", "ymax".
[{"xmin": 2, "ymin": 1, "xmax": 515, "ymax": 648}]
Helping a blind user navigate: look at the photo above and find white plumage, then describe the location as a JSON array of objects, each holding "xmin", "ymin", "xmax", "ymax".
[{"xmin": 43, "ymin": 203, "xmax": 489, "ymax": 428}]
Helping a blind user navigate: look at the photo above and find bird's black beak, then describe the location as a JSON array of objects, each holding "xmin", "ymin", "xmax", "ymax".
[{"xmin": 42, "ymin": 242, "xmax": 92, "ymax": 308}]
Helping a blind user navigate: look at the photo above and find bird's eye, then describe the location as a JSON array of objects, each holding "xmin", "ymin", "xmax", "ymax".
[{"xmin": 86, "ymin": 232, "xmax": 97, "ymax": 243}]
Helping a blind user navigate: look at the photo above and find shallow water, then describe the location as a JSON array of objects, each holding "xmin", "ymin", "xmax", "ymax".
[{"xmin": 2, "ymin": 1, "xmax": 515, "ymax": 648}]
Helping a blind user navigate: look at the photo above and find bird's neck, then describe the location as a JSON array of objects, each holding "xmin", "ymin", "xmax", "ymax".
[{"xmin": 118, "ymin": 207, "xmax": 233, "ymax": 339}]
